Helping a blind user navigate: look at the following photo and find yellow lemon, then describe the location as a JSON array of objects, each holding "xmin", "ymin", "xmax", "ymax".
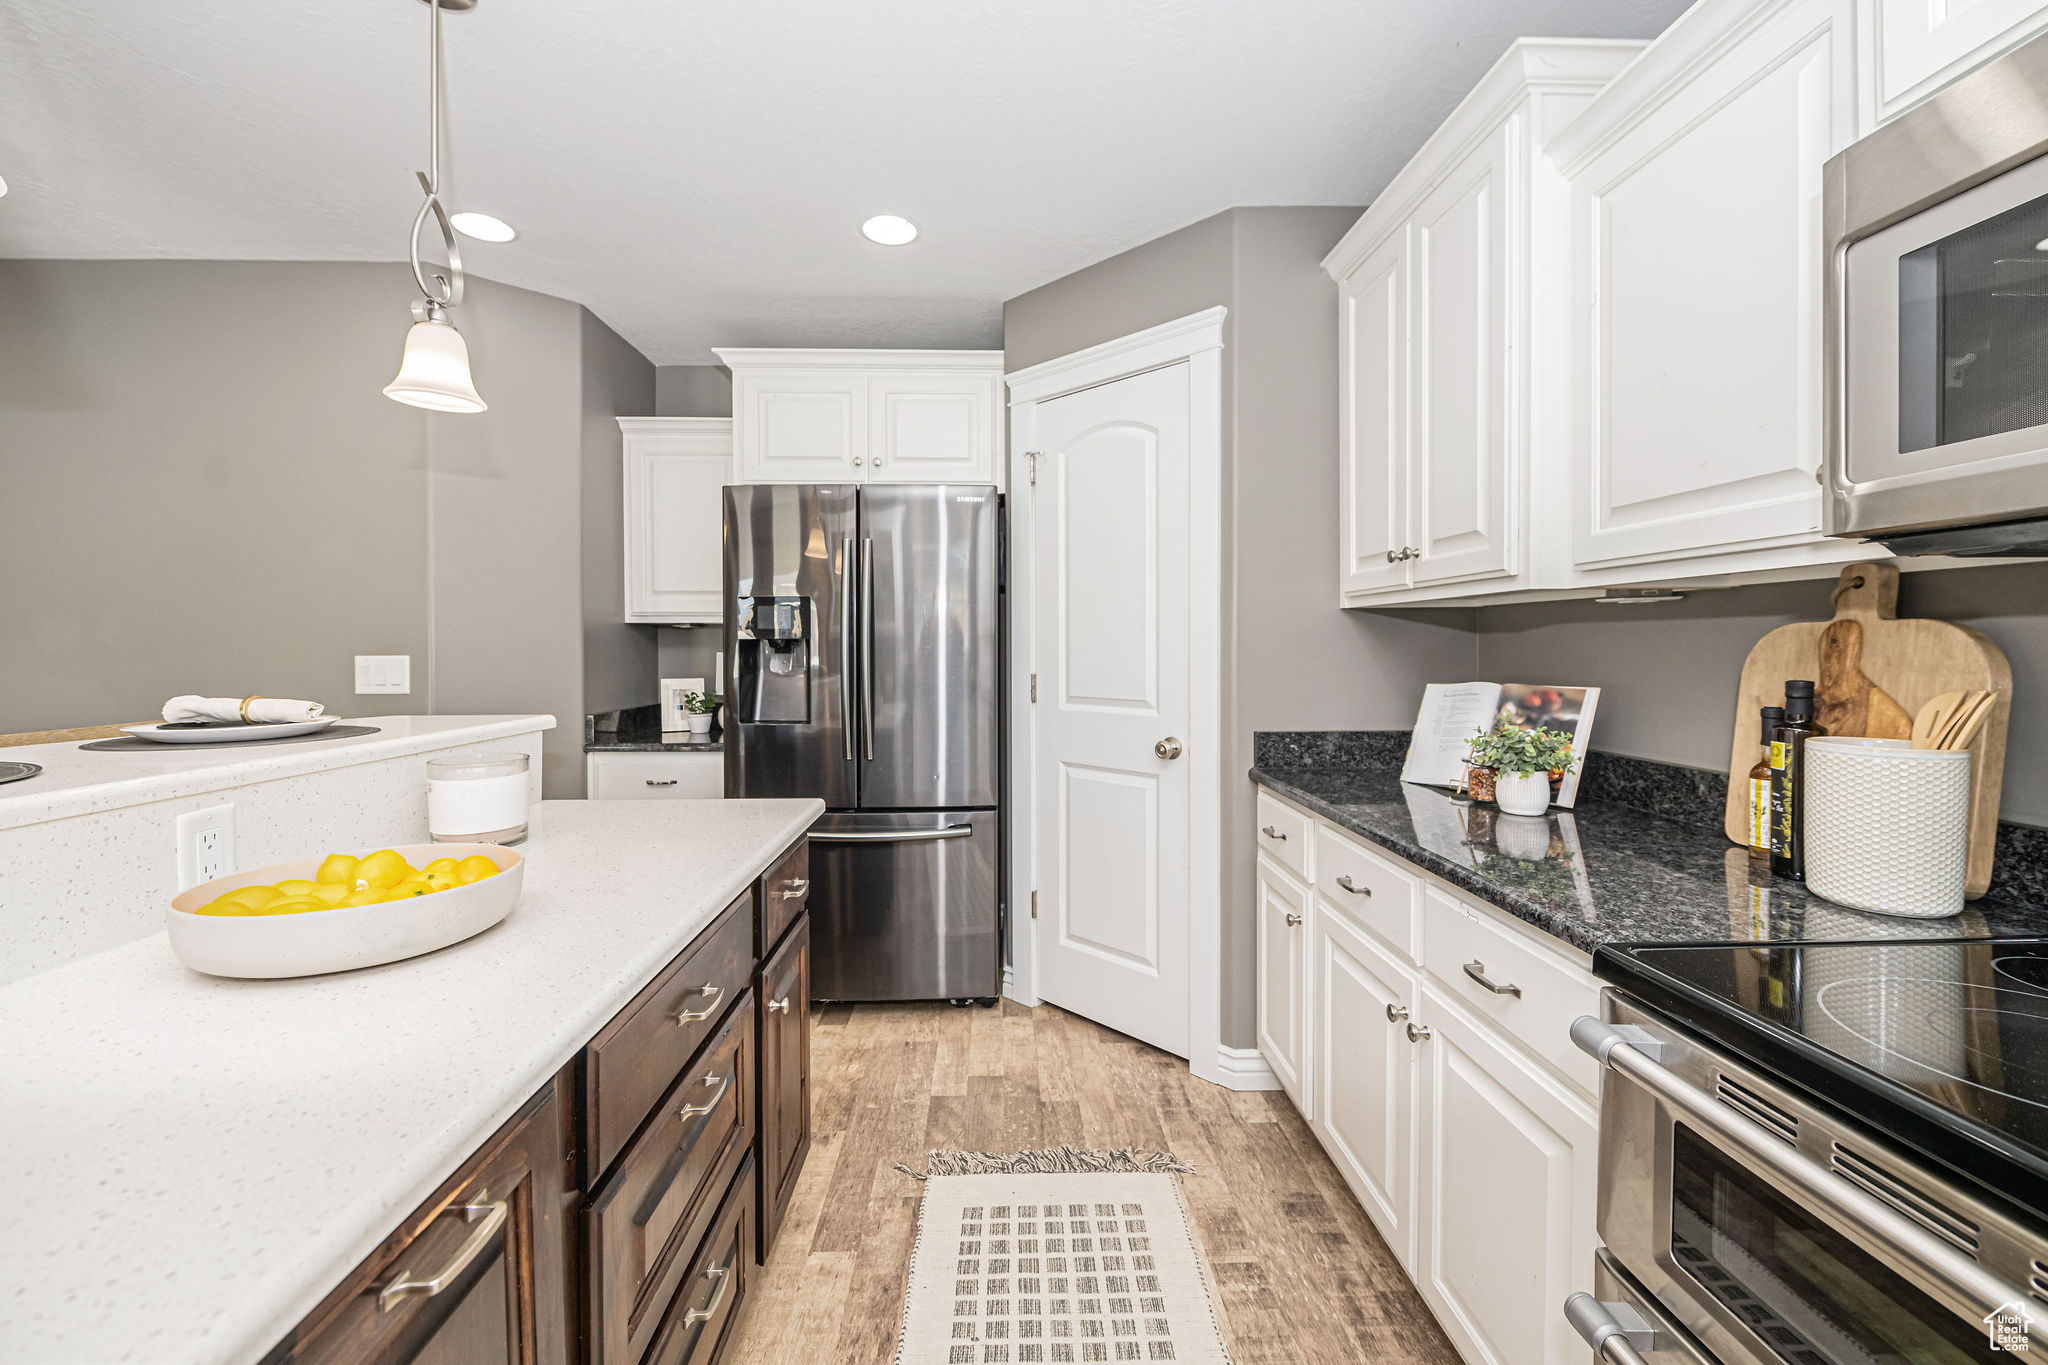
[
  {"xmin": 357, "ymin": 849, "xmax": 415, "ymax": 890},
  {"xmin": 456, "ymin": 855, "xmax": 499, "ymax": 885},
  {"xmin": 221, "ymin": 885, "xmax": 283, "ymax": 911},
  {"xmin": 311, "ymin": 883, "xmax": 350, "ymax": 906},
  {"xmin": 256, "ymin": 896, "xmax": 327, "ymax": 916},
  {"xmin": 424, "ymin": 857, "xmax": 459, "ymax": 876},
  {"xmin": 193, "ymin": 897, "xmax": 247, "ymax": 917},
  {"xmin": 390, "ymin": 878, "xmax": 435, "ymax": 898},
  {"xmin": 343, "ymin": 886, "xmax": 394, "ymax": 907},
  {"xmin": 274, "ymin": 879, "xmax": 320, "ymax": 897},
  {"xmin": 316, "ymin": 853, "xmax": 361, "ymax": 886}
]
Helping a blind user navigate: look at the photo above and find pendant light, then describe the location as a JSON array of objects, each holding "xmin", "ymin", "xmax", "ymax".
[{"xmin": 384, "ymin": 0, "xmax": 486, "ymax": 413}]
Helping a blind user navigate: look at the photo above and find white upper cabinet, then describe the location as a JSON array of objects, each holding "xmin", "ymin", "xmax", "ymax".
[
  {"xmin": 716, "ymin": 349, "xmax": 1005, "ymax": 486},
  {"xmin": 1861, "ymin": 0, "xmax": 2048, "ymax": 125},
  {"xmin": 1324, "ymin": 40, "xmax": 1643, "ymax": 607},
  {"xmin": 619, "ymin": 417, "xmax": 731, "ymax": 624},
  {"xmin": 1552, "ymin": 0, "xmax": 1861, "ymax": 576}
]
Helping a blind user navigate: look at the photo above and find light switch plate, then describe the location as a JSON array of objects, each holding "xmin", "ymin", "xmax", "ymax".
[
  {"xmin": 355, "ymin": 655, "xmax": 411, "ymax": 694},
  {"xmin": 176, "ymin": 804, "xmax": 236, "ymax": 891}
]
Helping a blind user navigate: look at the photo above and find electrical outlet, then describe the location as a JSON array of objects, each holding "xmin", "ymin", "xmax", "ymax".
[
  {"xmin": 355, "ymin": 654, "xmax": 411, "ymax": 695},
  {"xmin": 176, "ymin": 804, "xmax": 236, "ymax": 891}
]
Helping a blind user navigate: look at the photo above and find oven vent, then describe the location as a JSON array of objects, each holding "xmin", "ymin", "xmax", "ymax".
[
  {"xmin": 2028, "ymin": 1259, "xmax": 2048, "ymax": 1308},
  {"xmin": 1715, "ymin": 1074, "xmax": 1798, "ymax": 1144},
  {"xmin": 1830, "ymin": 1144, "xmax": 1981, "ymax": 1258}
]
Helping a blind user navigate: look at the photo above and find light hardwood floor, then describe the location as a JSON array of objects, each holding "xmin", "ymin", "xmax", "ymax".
[{"xmin": 727, "ymin": 998, "xmax": 1459, "ymax": 1364}]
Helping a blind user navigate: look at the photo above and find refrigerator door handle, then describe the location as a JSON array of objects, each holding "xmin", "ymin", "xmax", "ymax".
[
  {"xmin": 810, "ymin": 824, "xmax": 975, "ymax": 844},
  {"xmin": 839, "ymin": 534, "xmax": 855, "ymax": 762},
  {"xmin": 860, "ymin": 535, "xmax": 876, "ymax": 761}
]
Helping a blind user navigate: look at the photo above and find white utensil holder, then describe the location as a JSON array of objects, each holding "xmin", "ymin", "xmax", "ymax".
[{"xmin": 1802, "ymin": 737, "xmax": 1969, "ymax": 919}]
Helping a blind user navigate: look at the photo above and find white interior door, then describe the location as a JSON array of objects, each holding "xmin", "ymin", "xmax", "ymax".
[{"xmin": 1032, "ymin": 362, "xmax": 1192, "ymax": 1058}]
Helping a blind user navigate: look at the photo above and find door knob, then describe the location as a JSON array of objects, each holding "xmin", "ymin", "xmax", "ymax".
[{"xmin": 1155, "ymin": 736, "xmax": 1182, "ymax": 760}]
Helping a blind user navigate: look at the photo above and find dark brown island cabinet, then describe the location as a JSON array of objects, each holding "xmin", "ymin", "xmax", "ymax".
[{"xmin": 264, "ymin": 835, "xmax": 813, "ymax": 1365}]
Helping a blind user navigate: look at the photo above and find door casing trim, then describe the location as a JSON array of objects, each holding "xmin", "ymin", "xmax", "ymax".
[{"xmin": 1003, "ymin": 307, "xmax": 1231, "ymax": 1086}]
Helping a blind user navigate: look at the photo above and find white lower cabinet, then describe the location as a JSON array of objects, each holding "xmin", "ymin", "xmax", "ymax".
[
  {"xmin": 1311, "ymin": 904, "xmax": 1417, "ymax": 1269},
  {"xmin": 1414, "ymin": 982, "xmax": 1598, "ymax": 1365},
  {"xmin": 586, "ymin": 751, "xmax": 724, "ymax": 800},
  {"xmin": 1254, "ymin": 854, "xmax": 1312, "ymax": 1116},
  {"xmin": 1256, "ymin": 789, "xmax": 1600, "ymax": 1365}
]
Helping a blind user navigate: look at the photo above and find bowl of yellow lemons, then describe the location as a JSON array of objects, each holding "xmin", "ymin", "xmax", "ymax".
[{"xmin": 165, "ymin": 843, "xmax": 523, "ymax": 978}]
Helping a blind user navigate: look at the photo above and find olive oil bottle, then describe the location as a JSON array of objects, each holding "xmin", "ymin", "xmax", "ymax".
[
  {"xmin": 1747, "ymin": 705, "xmax": 1783, "ymax": 863},
  {"xmin": 1768, "ymin": 681, "xmax": 1825, "ymax": 880}
]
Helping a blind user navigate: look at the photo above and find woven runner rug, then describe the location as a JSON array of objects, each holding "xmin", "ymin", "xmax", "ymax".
[{"xmin": 893, "ymin": 1147, "xmax": 1231, "ymax": 1364}]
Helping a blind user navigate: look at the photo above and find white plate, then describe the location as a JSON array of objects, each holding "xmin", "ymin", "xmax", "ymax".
[
  {"xmin": 165, "ymin": 844, "xmax": 523, "ymax": 979},
  {"xmin": 123, "ymin": 718, "xmax": 338, "ymax": 743}
]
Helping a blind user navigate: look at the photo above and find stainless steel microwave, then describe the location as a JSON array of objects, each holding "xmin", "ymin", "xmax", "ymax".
[{"xmin": 1826, "ymin": 30, "xmax": 2048, "ymax": 557}]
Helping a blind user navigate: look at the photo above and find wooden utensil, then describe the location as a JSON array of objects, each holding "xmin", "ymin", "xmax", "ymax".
[
  {"xmin": 1723, "ymin": 563, "xmax": 2012, "ymax": 897},
  {"xmin": 1816, "ymin": 619, "xmax": 1913, "ymax": 740},
  {"xmin": 1912, "ymin": 691, "xmax": 1964, "ymax": 748},
  {"xmin": 1939, "ymin": 692, "xmax": 1997, "ymax": 752}
]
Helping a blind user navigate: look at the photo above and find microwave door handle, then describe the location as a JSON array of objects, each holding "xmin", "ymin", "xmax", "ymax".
[
  {"xmin": 1570, "ymin": 1017, "xmax": 2048, "ymax": 1345},
  {"xmin": 860, "ymin": 536, "xmax": 875, "ymax": 762},
  {"xmin": 840, "ymin": 535, "xmax": 855, "ymax": 762}
]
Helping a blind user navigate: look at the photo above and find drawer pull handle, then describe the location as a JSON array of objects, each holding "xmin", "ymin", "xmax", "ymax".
[
  {"xmin": 1385, "ymin": 1002, "xmax": 1409, "ymax": 1024},
  {"xmin": 1260, "ymin": 824, "xmax": 1287, "ymax": 841},
  {"xmin": 768, "ymin": 996, "xmax": 791, "ymax": 1014},
  {"xmin": 1462, "ymin": 961, "xmax": 1522, "ymax": 998},
  {"xmin": 378, "ymin": 1196, "xmax": 507, "ymax": 1311},
  {"xmin": 645, "ymin": 779, "xmax": 679, "ymax": 787},
  {"xmin": 1406, "ymin": 1022, "xmax": 1432, "ymax": 1043},
  {"xmin": 1284, "ymin": 912, "xmax": 1302, "ymax": 928},
  {"xmin": 683, "ymin": 1258, "xmax": 735, "ymax": 1327},
  {"xmin": 1334, "ymin": 875, "xmax": 1371, "ymax": 897},
  {"xmin": 678, "ymin": 1072, "xmax": 731, "ymax": 1118},
  {"xmin": 673, "ymin": 983, "xmax": 724, "ymax": 1024},
  {"xmin": 777, "ymin": 878, "xmax": 809, "ymax": 900}
]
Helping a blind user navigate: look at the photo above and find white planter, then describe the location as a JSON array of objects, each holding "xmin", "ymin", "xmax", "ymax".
[
  {"xmin": 686, "ymin": 712, "xmax": 715, "ymax": 737},
  {"xmin": 1494, "ymin": 770, "xmax": 1553, "ymax": 816}
]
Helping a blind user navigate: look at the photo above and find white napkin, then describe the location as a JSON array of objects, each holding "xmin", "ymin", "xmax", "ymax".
[{"xmin": 162, "ymin": 695, "xmax": 327, "ymax": 726}]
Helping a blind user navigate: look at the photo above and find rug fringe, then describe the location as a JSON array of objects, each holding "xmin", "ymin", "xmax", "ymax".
[{"xmin": 893, "ymin": 1145, "xmax": 1196, "ymax": 1181}]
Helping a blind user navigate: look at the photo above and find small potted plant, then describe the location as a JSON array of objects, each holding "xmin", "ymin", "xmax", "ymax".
[
  {"xmin": 682, "ymin": 690, "xmax": 719, "ymax": 738},
  {"xmin": 1467, "ymin": 720, "xmax": 1577, "ymax": 816}
]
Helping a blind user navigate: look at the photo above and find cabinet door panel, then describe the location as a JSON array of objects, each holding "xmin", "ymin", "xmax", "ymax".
[
  {"xmin": 587, "ymin": 753, "xmax": 725, "ymax": 800},
  {"xmin": 1254, "ymin": 855, "xmax": 1312, "ymax": 1115},
  {"xmin": 627, "ymin": 450, "xmax": 727, "ymax": 622},
  {"xmin": 1312, "ymin": 908, "xmax": 1416, "ymax": 1269},
  {"xmin": 1411, "ymin": 123, "xmax": 1514, "ymax": 586},
  {"xmin": 1571, "ymin": 3, "xmax": 1846, "ymax": 568},
  {"xmin": 867, "ymin": 373, "xmax": 998, "ymax": 483},
  {"xmin": 1338, "ymin": 235, "xmax": 1411, "ymax": 597},
  {"xmin": 1870, "ymin": 0, "xmax": 2048, "ymax": 124},
  {"xmin": 734, "ymin": 372, "xmax": 866, "ymax": 483},
  {"xmin": 755, "ymin": 915, "xmax": 811, "ymax": 1260},
  {"xmin": 1415, "ymin": 986, "xmax": 1597, "ymax": 1365}
]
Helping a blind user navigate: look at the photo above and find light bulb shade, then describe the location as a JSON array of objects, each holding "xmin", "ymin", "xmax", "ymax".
[{"xmin": 384, "ymin": 316, "xmax": 486, "ymax": 412}]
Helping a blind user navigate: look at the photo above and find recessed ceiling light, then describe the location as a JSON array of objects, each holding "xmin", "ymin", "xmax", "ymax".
[
  {"xmin": 861, "ymin": 214, "xmax": 918, "ymax": 246},
  {"xmin": 0, "ymin": 175, "xmax": 9, "ymax": 198},
  {"xmin": 450, "ymin": 211, "xmax": 517, "ymax": 242},
  {"xmin": 2035, "ymin": 236, "xmax": 2048, "ymax": 252}
]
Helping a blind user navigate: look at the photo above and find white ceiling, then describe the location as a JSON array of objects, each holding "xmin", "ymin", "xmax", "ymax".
[{"xmin": 0, "ymin": 0, "xmax": 1691, "ymax": 365}]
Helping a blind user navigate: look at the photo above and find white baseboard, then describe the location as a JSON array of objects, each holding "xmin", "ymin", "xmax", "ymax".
[
  {"xmin": 1001, "ymin": 964, "xmax": 1040, "ymax": 1008},
  {"xmin": 1212, "ymin": 1045, "xmax": 1283, "ymax": 1091}
]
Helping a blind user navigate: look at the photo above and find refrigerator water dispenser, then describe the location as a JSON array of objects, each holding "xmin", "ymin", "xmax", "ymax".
[{"xmin": 733, "ymin": 595, "xmax": 810, "ymax": 723}]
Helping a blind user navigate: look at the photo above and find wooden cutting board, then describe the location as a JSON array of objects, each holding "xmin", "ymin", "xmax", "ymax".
[{"xmin": 1722, "ymin": 562, "xmax": 2011, "ymax": 897}]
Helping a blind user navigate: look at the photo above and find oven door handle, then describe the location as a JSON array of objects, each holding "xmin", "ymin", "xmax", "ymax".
[
  {"xmin": 1562, "ymin": 1295, "xmax": 1661, "ymax": 1364},
  {"xmin": 1570, "ymin": 1016, "xmax": 2048, "ymax": 1346}
]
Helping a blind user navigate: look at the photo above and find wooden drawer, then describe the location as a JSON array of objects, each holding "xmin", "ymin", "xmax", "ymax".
[
  {"xmin": 756, "ymin": 914, "xmax": 811, "ymax": 1261},
  {"xmin": 1312, "ymin": 823, "xmax": 1419, "ymax": 958},
  {"xmin": 1255, "ymin": 790, "xmax": 1311, "ymax": 881},
  {"xmin": 755, "ymin": 837, "xmax": 809, "ymax": 957},
  {"xmin": 584, "ymin": 891, "xmax": 753, "ymax": 1180},
  {"xmin": 640, "ymin": 1156, "xmax": 756, "ymax": 1365},
  {"xmin": 1420, "ymin": 888, "xmax": 1601, "ymax": 1097},
  {"xmin": 585, "ymin": 1000, "xmax": 755, "ymax": 1365},
  {"xmin": 588, "ymin": 751, "xmax": 725, "ymax": 800}
]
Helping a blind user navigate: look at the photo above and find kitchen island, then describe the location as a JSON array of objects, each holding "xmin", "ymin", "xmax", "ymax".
[{"xmin": 0, "ymin": 796, "xmax": 820, "ymax": 1365}]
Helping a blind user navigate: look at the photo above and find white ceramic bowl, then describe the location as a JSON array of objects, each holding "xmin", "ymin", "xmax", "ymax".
[{"xmin": 165, "ymin": 844, "xmax": 523, "ymax": 979}]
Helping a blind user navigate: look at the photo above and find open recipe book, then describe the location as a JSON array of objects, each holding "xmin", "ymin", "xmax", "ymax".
[{"xmin": 1400, "ymin": 681, "xmax": 1601, "ymax": 807}]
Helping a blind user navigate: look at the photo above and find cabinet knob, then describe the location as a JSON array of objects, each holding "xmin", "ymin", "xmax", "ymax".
[
  {"xmin": 768, "ymin": 996, "xmax": 791, "ymax": 1014},
  {"xmin": 1285, "ymin": 912, "xmax": 1303, "ymax": 928},
  {"xmin": 852, "ymin": 455, "xmax": 865, "ymax": 466},
  {"xmin": 1406, "ymin": 1021, "xmax": 1432, "ymax": 1043},
  {"xmin": 1385, "ymin": 1002, "xmax": 1409, "ymax": 1024}
]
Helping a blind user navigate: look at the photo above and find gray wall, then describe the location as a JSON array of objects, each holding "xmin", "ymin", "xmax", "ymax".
[
  {"xmin": 655, "ymin": 364, "xmax": 733, "ymax": 417},
  {"xmin": 1474, "ymin": 560, "xmax": 2048, "ymax": 827},
  {"xmin": 1005, "ymin": 207, "xmax": 1477, "ymax": 1049},
  {"xmin": 0, "ymin": 259, "xmax": 659, "ymax": 797},
  {"xmin": 657, "ymin": 626, "xmax": 723, "ymax": 691}
]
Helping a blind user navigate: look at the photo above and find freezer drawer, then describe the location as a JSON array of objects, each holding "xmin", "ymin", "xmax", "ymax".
[{"xmin": 807, "ymin": 809, "xmax": 999, "ymax": 1002}]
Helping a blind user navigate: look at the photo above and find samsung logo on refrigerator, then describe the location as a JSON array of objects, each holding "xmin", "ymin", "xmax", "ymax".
[{"xmin": 955, "ymin": 495, "xmax": 988, "ymax": 503}]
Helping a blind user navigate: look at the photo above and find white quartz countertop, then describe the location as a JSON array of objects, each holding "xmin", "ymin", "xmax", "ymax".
[
  {"xmin": 0, "ymin": 714, "xmax": 556, "ymax": 831},
  {"xmin": 0, "ymin": 797, "xmax": 823, "ymax": 1365}
]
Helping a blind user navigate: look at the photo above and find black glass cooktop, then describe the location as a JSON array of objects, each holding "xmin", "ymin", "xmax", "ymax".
[{"xmin": 1599, "ymin": 937, "xmax": 2048, "ymax": 1225}]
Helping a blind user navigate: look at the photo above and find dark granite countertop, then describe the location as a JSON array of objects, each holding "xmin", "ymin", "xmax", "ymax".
[
  {"xmin": 1251, "ymin": 740, "xmax": 2048, "ymax": 955},
  {"xmin": 584, "ymin": 705, "xmax": 723, "ymax": 754}
]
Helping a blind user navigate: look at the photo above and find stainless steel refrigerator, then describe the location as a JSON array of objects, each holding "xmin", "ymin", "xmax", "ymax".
[{"xmin": 722, "ymin": 483, "xmax": 1002, "ymax": 1002}]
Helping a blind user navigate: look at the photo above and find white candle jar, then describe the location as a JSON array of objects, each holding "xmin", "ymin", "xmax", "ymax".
[{"xmin": 426, "ymin": 753, "xmax": 531, "ymax": 844}]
